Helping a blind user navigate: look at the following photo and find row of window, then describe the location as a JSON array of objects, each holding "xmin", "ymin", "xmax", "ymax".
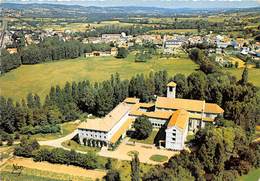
[
  {"xmin": 152, "ymin": 123, "xmax": 163, "ymax": 127},
  {"xmin": 81, "ymin": 132, "xmax": 107, "ymax": 139}
]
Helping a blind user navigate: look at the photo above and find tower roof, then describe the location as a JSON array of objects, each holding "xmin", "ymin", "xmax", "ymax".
[
  {"xmin": 167, "ymin": 109, "xmax": 189, "ymax": 130},
  {"xmin": 167, "ymin": 81, "xmax": 177, "ymax": 87}
]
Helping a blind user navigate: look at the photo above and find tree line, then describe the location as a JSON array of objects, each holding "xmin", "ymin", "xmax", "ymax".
[
  {"xmin": 83, "ymin": 25, "xmax": 154, "ymax": 37},
  {"xmin": 14, "ymin": 136, "xmax": 100, "ymax": 169},
  {"xmin": 0, "ymin": 37, "xmax": 112, "ymax": 74},
  {"xmin": 1, "ymin": 66, "xmax": 259, "ymax": 139}
]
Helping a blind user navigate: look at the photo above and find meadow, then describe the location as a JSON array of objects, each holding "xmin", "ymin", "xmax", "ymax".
[
  {"xmin": 1, "ymin": 52, "xmax": 259, "ymax": 102},
  {"xmin": 239, "ymin": 168, "xmax": 260, "ymax": 181},
  {"xmin": 0, "ymin": 54, "xmax": 198, "ymax": 101},
  {"xmin": 226, "ymin": 68, "xmax": 260, "ymax": 87}
]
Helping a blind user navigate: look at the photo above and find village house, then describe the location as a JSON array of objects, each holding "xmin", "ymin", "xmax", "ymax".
[
  {"xmin": 85, "ymin": 47, "xmax": 118, "ymax": 57},
  {"xmin": 6, "ymin": 47, "xmax": 18, "ymax": 54},
  {"xmin": 77, "ymin": 82, "xmax": 224, "ymax": 150}
]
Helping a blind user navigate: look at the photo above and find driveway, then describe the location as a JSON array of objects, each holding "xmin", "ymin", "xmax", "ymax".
[{"xmin": 39, "ymin": 130, "xmax": 78, "ymax": 149}]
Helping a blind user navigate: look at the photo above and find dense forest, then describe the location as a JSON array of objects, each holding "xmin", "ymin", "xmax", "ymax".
[{"xmin": 0, "ymin": 37, "xmax": 111, "ymax": 73}]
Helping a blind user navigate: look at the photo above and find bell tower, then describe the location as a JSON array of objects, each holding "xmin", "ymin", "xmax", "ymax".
[{"xmin": 167, "ymin": 82, "xmax": 176, "ymax": 98}]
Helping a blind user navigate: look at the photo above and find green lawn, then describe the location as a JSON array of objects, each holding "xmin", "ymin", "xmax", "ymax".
[
  {"xmin": 226, "ymin": 68, "xmax": 260, "ymax": 87},
  {"xmin": 30, "ymin": 121, "xmax": 80, "ymax": 141},
  {"xmin": 61, "ymin": 140, "xmax": 100, "ymax": 153},
  {"xmin": 129, "ymin": 130, "xmax": 159, "ymax": 145},
  {"xmin": 239, "ymin": 168, "xmax": 260, "ymax": 181},
  {"xmin": 0, "ymin": 53, "xmax": 198, "ymax": 101},
  {"xmin": 149, "ymin": 154, "xmax": 168, "ymax": 162}
]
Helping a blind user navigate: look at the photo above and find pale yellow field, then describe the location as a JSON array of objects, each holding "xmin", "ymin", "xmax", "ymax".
[{"xmin": 1, "ymin": 157, "xmax": 106, "ymax": 180}]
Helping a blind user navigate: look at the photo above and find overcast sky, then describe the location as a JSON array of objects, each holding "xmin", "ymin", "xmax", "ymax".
[{"xmin": 3, "ymin": 0, "xmax": 260, "ymax": 8}]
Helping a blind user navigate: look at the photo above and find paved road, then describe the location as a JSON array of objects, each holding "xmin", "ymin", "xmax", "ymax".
[{"xmin": 39, "ymin": 130, "xmax": 78, "ymax": 149}]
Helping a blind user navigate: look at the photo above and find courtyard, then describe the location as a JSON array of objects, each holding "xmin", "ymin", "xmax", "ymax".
[{"xmin": 98, "ymin": 137, "xmax": 179, "ymax": 165}]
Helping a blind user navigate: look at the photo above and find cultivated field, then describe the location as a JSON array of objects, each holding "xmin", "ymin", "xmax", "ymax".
[
  {"xmin": 0, "ymin": 54, "xmax": 198, "ymax": 101},
  {"xmin": 42, "ymin": 21, "xmax": 134, "ymax": 32},
  {"xmin": 148, "ymin": 29, "xmax": 198, "ymax": 34}
]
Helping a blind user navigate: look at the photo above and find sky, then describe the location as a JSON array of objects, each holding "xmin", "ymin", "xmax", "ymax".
[{"xmin": 2, "ymin": 0, "xmax": 260, "ymax": 9}]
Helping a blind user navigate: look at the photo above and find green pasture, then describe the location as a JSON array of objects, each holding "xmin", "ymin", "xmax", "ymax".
[{"xmin": 0, "ymin": 53, "xmax": 198, "ymax": 101}]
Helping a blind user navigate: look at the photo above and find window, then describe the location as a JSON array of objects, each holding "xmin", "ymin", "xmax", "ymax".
[
  {"xmin": 169, "ymin": 87, "xmax": 173, "ymax": 92},
  {"xmin": 172, "ymin": 137, "xmax": 176, "ymax": 142},
  {"xmin": 172, "ymin": 133, "xmax": 176, "ymax": 136}
]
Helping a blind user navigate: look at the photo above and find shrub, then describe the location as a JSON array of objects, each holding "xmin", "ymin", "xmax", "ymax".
[
  {"xmin": 116, "ymin": 47, "xmax": 128, "ymax": 59},
  {"xmin": 20, "ymin": 124, "xmax": 60, "ymax": 135},
  {"xmin": 34, "ymin": 148, "xmax": 99, "ymax": 169},
  {"xmin": 14, "ymin": 137, "xmax": 40, "ymax": 157}
]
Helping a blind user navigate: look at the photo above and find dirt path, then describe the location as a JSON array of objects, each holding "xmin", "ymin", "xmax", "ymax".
[{"xmin": 3, "ymin": 157, "xmax": 106, "ymax": 180}]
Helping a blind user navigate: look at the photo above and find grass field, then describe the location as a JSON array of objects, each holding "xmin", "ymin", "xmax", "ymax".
[
  {"xmin": 226, "ymin": 68, "xmax": 260, "ymax": 87},
  {"xmin": 239, "ymin": 168, "xmax": 260, "ymax": 181},
  {"xmin": 0, "ymin": 171, "xmax": 65, "ymax": 181},
  {"xmin": 0, "ymin": 53, "xmax": 198, "ymax": 101}
]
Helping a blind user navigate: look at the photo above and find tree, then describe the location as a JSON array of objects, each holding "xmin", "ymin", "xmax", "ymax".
[
  {"xmin": 133, "ymin": 116, "xmax": 152, "ymax": 139},
  {"xmin": 6, "ymin": 135, "xmax": 14, "ymax": 146},
  {"xmin": 105, "ymin": 158, "xmax": 112, "ymax": 169},
  {"xmin": 131, "ymin": 153, "xmax": 140, "ymax": 181},
  {"xmin": 172, "ymin": 74, "xmax": 188, "ymax": 98},
  {"xmin": 187, "ymin": 71, "xmax": 207, "ymax": 100},
  {"xmin": 116, "ymin": 48, "xmax": 128, "ymax": 59},
  {"xmin": 105, "ymin": 170, "xmax": 121, "ymax": 181},
  {"xmin": 239, "ymin": 67, "xmax": 248, "ymax": 85},
  {"xmin": 235, "ymin": 62, "xmax": 239, "ymax": 68}
]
